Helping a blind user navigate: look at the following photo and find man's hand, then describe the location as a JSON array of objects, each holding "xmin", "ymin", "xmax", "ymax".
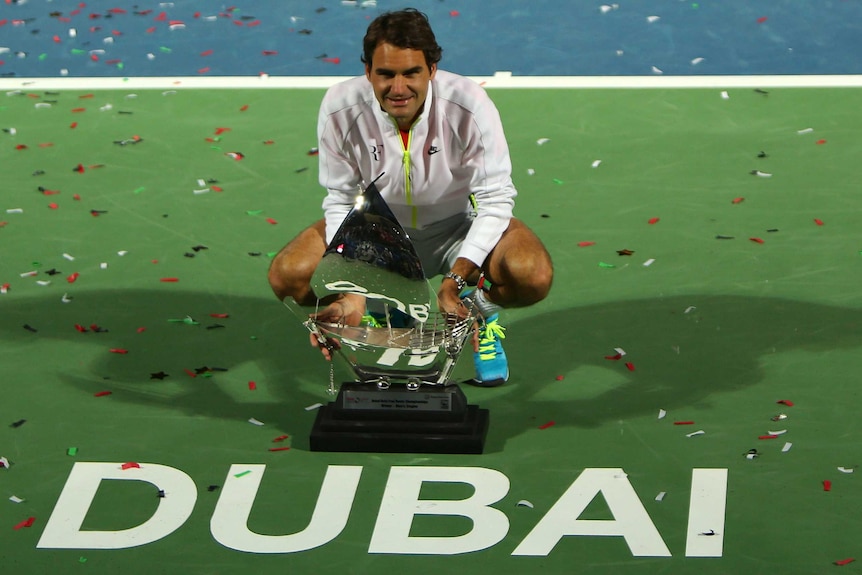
[
  {"xmin": 308, "ymin": 293, "xmax": 366, "ymax": 361},
  {"xmin": 436, "ymin": 280, "xmax": 480, "ymax": 353}
]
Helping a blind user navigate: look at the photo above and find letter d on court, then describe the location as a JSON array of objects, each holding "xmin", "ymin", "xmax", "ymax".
[{"xmin": 37, "ymin": 462, "xmax": 197, "ymax": 549}]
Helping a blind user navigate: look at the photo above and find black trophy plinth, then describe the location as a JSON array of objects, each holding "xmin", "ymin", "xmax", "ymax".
[{"xmin": 309, "ymin": 382, "xmax": 489, "ymax": 454}]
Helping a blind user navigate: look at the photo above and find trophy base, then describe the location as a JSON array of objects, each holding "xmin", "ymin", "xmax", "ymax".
[{"xmin": 309, "ymin": 382, "xmax": 489, "ymax": 454}]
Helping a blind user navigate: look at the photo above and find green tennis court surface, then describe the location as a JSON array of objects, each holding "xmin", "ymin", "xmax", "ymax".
[{"xmin": 2, "ymin": 85, "xmax": 861, "ymax": 574}]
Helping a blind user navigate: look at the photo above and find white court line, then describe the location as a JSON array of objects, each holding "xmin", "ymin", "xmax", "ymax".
[{"xmin": 2, "ymin": 73, "xmax": 862, "ymax": 91}]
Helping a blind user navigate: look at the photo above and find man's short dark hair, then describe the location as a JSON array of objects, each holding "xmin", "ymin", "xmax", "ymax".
[{"xmin": 361, "ymin": 8, "xmax": 443, "ymax": 69}]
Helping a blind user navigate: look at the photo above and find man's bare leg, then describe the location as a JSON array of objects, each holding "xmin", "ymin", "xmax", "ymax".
[{"xmin": 480, "ymin": 218, "xmax": 553, "ymax": 308}]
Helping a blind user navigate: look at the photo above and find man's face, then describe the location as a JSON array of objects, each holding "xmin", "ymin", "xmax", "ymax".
[{"xmin": 365, "ymin": 42, "xmax": 436, "ymax": 131}]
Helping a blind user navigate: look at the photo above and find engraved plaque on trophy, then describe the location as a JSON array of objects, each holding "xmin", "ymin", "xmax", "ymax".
[{"xmin": 282, "ymin": 179, "xmax": 489, "ymax": 453}]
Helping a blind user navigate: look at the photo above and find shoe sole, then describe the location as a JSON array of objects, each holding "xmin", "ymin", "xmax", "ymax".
[{"xmin": 463, "ymin": 377, "xmax": 507, "ymax": 388}]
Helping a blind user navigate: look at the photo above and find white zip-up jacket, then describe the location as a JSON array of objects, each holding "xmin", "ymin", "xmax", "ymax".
[{"xmin": 318, "ymin": 69, "xmax": 517, "ymax": 268}]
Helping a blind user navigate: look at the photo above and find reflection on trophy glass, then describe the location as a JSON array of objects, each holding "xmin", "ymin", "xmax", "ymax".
[{"xmin": 283, "ymin": 179, "xmax": 476, "ymax": 391}]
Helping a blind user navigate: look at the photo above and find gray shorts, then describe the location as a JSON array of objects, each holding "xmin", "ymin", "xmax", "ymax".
[{"xmin": 404, "ymin": 212, "xmax": 473, "ymax": 279}]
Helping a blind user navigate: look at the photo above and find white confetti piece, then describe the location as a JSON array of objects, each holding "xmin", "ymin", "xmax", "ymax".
[
  {"xmin": 684, "ymin": 306, "xmax": 697, "ymax": 314},
  {"xmin": 117, "ymin": 250, "xmax": 128, "ymax": 256},
  {"xmin": 526, "ymin": 168, "xmax": 535, "ymax": 176},
  {"xmin": 100, "ymin": 263, "xmax": 108, "ymax": 270},
  {"xmin": 0, "ymin": 457, "xmax": 9, "ymax": 468},
  {"xmin": 35, "ymin": 102, "xmax": 52, "ymax": 108},
  {"xmin": 516, "ymin": 500, "xmax": 534, "ymax": 508},
  {"xmin": 61, "ymin": 293, "xmax": 72, "ymax": 303},
  {"xmin": 686, "ymin": 430, "xmax": 705, "ymax": 438},
  {"xmin": 36, "ymin": 280, "xmax": 51, "ymax": 286},
  {"xmin": 651, "ymin": 66, "xmax": 663, "ymax": 75},
  {"xmin": 767, "ymin": 429, "xmax": 787, "ymax": 435},
  {"xmin": 614, "ymin": 347, "xmax": 626, "ymax": 356},
  {"xmin": 591, "ymin": 159, "xmax": 602, "ymax": 168},
  {"xmin": 20, "ymin": 270, "xmax": 37, "ymax": 278},
  {"xmin": 752, "ymin": 170, "xmax": 772, "ymax": 177},
  {"xmin": 837, "ymin": 467, "xmax": 855, "ymax": 474},
  {"xmin": 643, "ymin": 258, "xmax": 655, "ymax": 267},
  {"xmin": 6, "ymin": 208, "xmax": 23, "ymax": 213},
  {"xmin": 63, "ymin": 253, "xmax": 75, "ymax": 261},
  {"xmin": 69, "ymin": 28, "xmax": 77, "ymax": 38},
  {"xmin": 797, "ymin": 127, "xmax": 814, "ymax": 134},
  {"xmin": 655, "ymin": 491, "xmax": 666, "ymax": 501},
  {"xmin": 9, "ymin": 495, "xmax": 24, "ymax": 503},
  {"xmin": 197, "ymin": 179, "xmax": 206, "ymax": 187},
  {"xmin": 721, "ymin": 90, "xmax": 729, "ymax": 99},
  {"xmin": 536, "ymin": 138, "xmax": 550, "ymax": 146},
  {"xmin": 305, "ymin": 403, "xmax": 323, "ymax": 411},
  {"xmin": 782, "ymin": 442, "xmax": 792, "ymax": 452},
  {"xmin": 658, "ymin": 409, "xmax": 667, "ymax": 419},
  {"xmin": 5, "ymin": 127, "xmax": 16, "ymax": 135},
  {"xmin": 247, "ymin": 418, "xmax": 264, "ymax": 426},
  {"xmin": 646, "ymin": 15, "xmax": 661, "ymax": 23},
  {"xmin": 691, "ymin": 57, "xmax": 705, "ymax": 65},
  {"xmin": 193, "ymin": 188, "xmax": 210, "ymax": 195}
]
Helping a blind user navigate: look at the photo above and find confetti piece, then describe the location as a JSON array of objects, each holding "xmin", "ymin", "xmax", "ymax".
[
  {"xmin": 272, "ymin": 435, "xmax": 289, "ymax": 442},
  {"xmin": 655, "ymin": 492, "xmax": 666, "ymax": 501},
  {"xmin": 577, "ymin": 241, "xmax": 595, "ymax": 247},
  {"xmin": 648, "ymin": 217, "xmax": 659, "ymax": 224},
  {"xmin": 248, "ymin": 418, "xmax": 264, "ymax": 426},
  {"xmin": 0, "ymin": 457, "xmax": 9, "ymax": 468},
  {"xmin": 777, "ymin": 399, "xmax": 794, "ymax": 406},
  {"xmin": 516, "ymin": 500, "xmax": 534, "ymax": 508},
  {"xmin": 268, "ymin": 447, "xmax": 291, "ymax": 452},
  {"xmin": 265, "ymin": 218, "xmax": 278, "ymax": 225},
  {"xmin": 758, "ymin": 434, "xmax": 779, "ymax": 440},
  {"xmin": 797, "ymin": 128, "xmax": 814, "ymax": 134},
  {"xmin": 837, "ymin": 467, "xmax": 855, "ymax": 474},
  {"xmin": 305, "ymin": 403, "xmax": 323, "ymax": 411},
  {"xmin": 658, "ymin": 409, "xmax": 666, "ymax": 419},
  {"xmin": 538, "ymin": 421, "xmax": 556, "ymax": 430},
  {"xmin": 750, "ymin": 170, "xmax": 772, "ymax": 177},
  {"xmin": 674, "ymin": 421, "xmax": 695, "ymax": 425},
  {"xmin": 834, "ymin": 558, "xmax": 856, "ymax": 566},
  {"xmin": 643, "ymin": 258, "xmax": 655, "ymax": 266},
  {"xmin": 93, "ymin": 391, "xmax": 112, "ymax": 397},
  {"xmin": 731, "ymin": 197, "xmax": 745, "ymax": 204},
  {"xmin": 536, "ymin": 138, "xmax": 550, "ymax": 146},
  {"xmin": 823, "ymin": 480, "xmax": 832, "ymax": 491},
  {"xmin": 756, "ymin": 16, "xmax": 768, "ymax": 23},
  {"xmin": 109, "ymin": 348, "xmax": 128, "ymax": 354},
  {"xmin": 9, "ymin": 496, "xmax": 23, "ymax": 503},
  {"xmin": 598, "ymin": 262, "xmax": 615, "ymax": 268},
  {"xmin": 782, "ymin": 442, "xmax": 792, "ymax": 452},
  {"xmin": 67, "ymin": 447, "xmax": 78, "ymax": 456},
  {"xmin": 647, "ymin": 15, "xmax": 660, "ymax": 23},
  {"xmin": 625, "ymin": 362, "xmax": 635, "ymax": 371},
  {"xmin": 121, "ymin": 462, "xmax": 140, "ymax": 470},
  {"xmin": 234, "ymin": 470, "xmax": 252, "ymax": 478},
  {"xmin": 160, "ymin": 277, "xmax": 179, "ymax": 282},
  {"xmin": 767, "ymin": 429, "xmax": 787, "ymax": 435},
  {"xmin": 720, "ymin": 91, "xmax": 729, "ymax": 100},
  {"xmin": 749, "ymin": 237, "xmax": 765, "ymax": 244},
  {"xmin": 814, "ymin": 218, "xmax": 824, "ymax": 226},
  {"xmin": 591, "ymin": 160, "xmax": 602, "ymax": 168},
  {"xmin": 686, "ymin": 430, "xmax": 706, "ymax": 438},
  {"xmin": 13, "ymin": 517, "xmax": 36, "ymax": 530},
  {"xmin": 248, "ymin": 381, "xmax": 257, "ymax": 390}
]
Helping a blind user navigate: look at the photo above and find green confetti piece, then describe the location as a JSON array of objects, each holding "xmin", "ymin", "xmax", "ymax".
[
  {"xmin": 210, "ymin": 146, "xmax": 222, "ymax": 151},
  {"xmin": 167, "ymin": 317, "xmax": 200, "ymax": 325},
  {"xmin": 266, "ymin": 251, "xmax": 278, "ymax": 258},
  {"xmin": 133, "ymin": 186, "xmax": 146, "ymax": 194},
  {"xmin": 39, "ymin": 53, "xmax": 48, "ymax": 61},
  {"xmin": 246, "ymin": 210, "xmax": 263, "ymax": 215},
  {"xmin": 553, "ymin": 178, "xmax": 564, "ymax": 185},
  {"xmin": 79, "ymin": 557, "xmax": 87, "ymax": 563},
  {"xmin": 159, "ymin": 46, "xmax": 172, "ymax": 54},
  {"xmin": 598, "ymin": 262, "xmax": 616, "ymax": 269},
  {"xmin": 250, "ymin": 335, "xmax": 258, "ymax": 340},
  {"xmin": 117, "ymin": 62, "xmax": 124, "ymax": 70},
  {"xmin": 71, "ymin": 49, "xmax": 86, "ymax": 55},
  {"xmin": 234, "ymin": 470, "xmax": 252, "ymax": 478},
  {"xmin": 67, "ymin": 447, "xmax": 78, "ymax": 456},
  {"xmin": 32, "ymin": 261, "xmax": 41, "ymax": 267}
]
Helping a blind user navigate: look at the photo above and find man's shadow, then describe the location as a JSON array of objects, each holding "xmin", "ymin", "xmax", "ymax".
[{"xmin": 4, "ymin": 289, "xmax": 860, "ymax": 452}]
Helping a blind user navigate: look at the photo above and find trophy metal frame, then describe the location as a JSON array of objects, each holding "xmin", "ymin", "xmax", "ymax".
[{"xmin": 283, "ymin": 179, "xmax": 489, "ymax": 454}]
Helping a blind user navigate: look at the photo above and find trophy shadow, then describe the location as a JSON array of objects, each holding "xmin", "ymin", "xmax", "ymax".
[{"xmin": 5, "ymin": 289, "xmax": 861, "ymax": 453}]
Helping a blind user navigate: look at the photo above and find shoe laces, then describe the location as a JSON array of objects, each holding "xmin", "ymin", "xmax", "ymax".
[{"xmin": 477, "ymin": 318, "xmax": 506, "ymax": 360}]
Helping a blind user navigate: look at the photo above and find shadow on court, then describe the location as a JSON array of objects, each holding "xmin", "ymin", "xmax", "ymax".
[{"xmin": 4, "ymin": 289, "xmax": 861, "ymax": 452}]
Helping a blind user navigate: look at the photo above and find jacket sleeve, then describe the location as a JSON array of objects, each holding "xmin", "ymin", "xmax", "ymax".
[
  {"xmin": 456, "ymin": 95, "xmax": 517, "ymax": 267},
  {"xmin": 318, "ymin": 92, "xmax": 362, "ymax": 246}
]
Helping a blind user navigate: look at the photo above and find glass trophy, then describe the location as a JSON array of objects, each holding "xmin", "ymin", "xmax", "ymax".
[{"xmin": 282, "ymin": 180, "xmax": 489, "ymax": 454}]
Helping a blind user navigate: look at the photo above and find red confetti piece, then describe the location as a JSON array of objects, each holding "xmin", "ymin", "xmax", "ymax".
[
  {"xmin": 272, "ymin": 435, "xmax": 289, "ymax": 442},
  {"xmin": 450, "ymin": 10, "xmax": 460, "ymax": 16},
  {"xmin": 262, "ymin": 50, "xmax": 278, "ymax": 56},
  {"xmin": 248, "ymin": 381, "xmax": 257, "ymax": 390},
  {"xmin": 577, "ymin": 241, "xmax": 595, "ymax": 247},
  {"xmin": 835, "ymin": 558, "xmax": 856, "ymax": 566},
  {"xmin": 155, "ymin": 12, "xmax": 167, "ymax": 21},
  {"xmin": 13, "ymin": 517, "xmax": 36, "ymax": 530},
  {"xmin": 322, "ymin": 57, "xmax": 341, "ymax": 64},
  {"xmin": 749, "ymin": 237, "xmax": 764, "ymax": 244},
  {"xmin": 555, "ymin": 375, "xmax": 564, "ymax": 381},
  {"xmin": 214, "ymin": 127, "xmax": 232, "ymax": 135},
  {"xmin": 233, "ymin": 20, "xmax": 244, "ymax": 27},
  {"xmin": 823, "ymin": 480, "xmax": 832, "ymax": 491},
  {"xmin": 160, "ymin": 277, "xmax": 179, "ymax": 282},
  {"xmin": 200, "ymin": 49, "xmax": 214, "ymax": 57},
  {"xmin": 74, "ymin": 164, "xmax": 85, "ymax": 173},
  {"xmin": 211, "ymin": 185, "xmax": 223, "ymax": 192},
  {"xmin": 210, "ymin": 313, "xmax": 230, "ymax": 318},
  {"xmin": 183, "ymin": 368, "xmax": 197, "ymax": 378},
  {"xmin": 109, "ymin": 348, "xmax": 128, "ymax": 354},
  {"xmin": 674, "ymin": 421, "xmax": 695, "ymax": 425},
  {"xmin": 648, "ymin": 217, "xmax": 660, "ymax": 224},
  {"xmin": 814, "ymin": 218, "xmax": 824, "ymax": 226},
  {"xmin": 67, "ymin": 272, "xmax": 80, "ymax": 283},
  {"xmin": 136, "ymin": 327, "xmax": 146, "ymax": 333},
  {"xmin": 604, "ymin": 353, "xmax": 622, "ymax": 361},
  {"xmin": 239, "ymin": 105, "xmax": 249, "ymax": 111},
  {"xmin": 625, "ymin": 362, "xmax": 635, "ymax": 371},
  {"xmin": 777, "ymin": 399, "xmax": 794, "ymax": 406},
  {"xmin": 73, "ymin": 194, "xmax": 81, "ymax": 200},
  {"xmin": 121, "ymin": 462, "xmax": 141, "ymax": 470},
  {"xmin": 168, "ymin": 20, "xmax": 184, "ymax": 26},
  {"xmin": 247, "ymin": 20, "xmax": 261, "ymax": 27},
  {"xmin": 731, "ymin": 197, "xmax": 745, "ymax": 204},
  {"xmin": 198, "ymin": 67, "xmax": 211, "ymax": 74},
  {"xmin": 756, "ymin": 16, "xmax": 768, "ymax": 23},
  {"xmin": 265, "ymin": 217, "xmax": 278, "ymax": 225},
  {"xmin": 268, "ymin": 447, "xmax": 291, "ymax": 452},
  {"xmin": 94, "ymin": 391, "xmax": 112, "ymax": 397},
  {"xmin": 758, "ymin": 434, "xmax": 779, "ymax": 440},
  {"xmin": 146, "ymin": 26, "xmax": 156, "ymax": 33},
  {"xmin": 75, "ymin": 324, "xmax": 88, "ymax": 333},
  {"xmin": 538, "ymin": 421, "xmax": 556, "ymax": 430},
  {"xmin": 53, "ymin": 35, "xmax": 61, "ymax": 43},
  {"xmin": 816, "ymin": 139, "xmax": 827, "ymax": 145},
  {"xmin": 15, "ymin": 144, "xmax": 27, "ymax": 150},
  {"xmin": 71, "ymin": 107, "xmax": 86, "ymax": 113},
  {"xmin": 48, "ymin": 203, "xmax": 59, "ymax": 210}
]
